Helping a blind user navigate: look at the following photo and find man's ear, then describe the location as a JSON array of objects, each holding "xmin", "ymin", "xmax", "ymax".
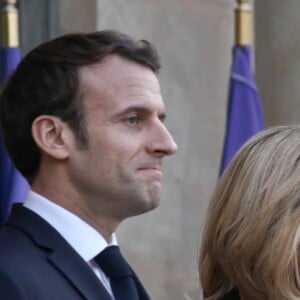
[{"xmin": 31, "ymin": 115, "xmax": 73, "ymax": 160}]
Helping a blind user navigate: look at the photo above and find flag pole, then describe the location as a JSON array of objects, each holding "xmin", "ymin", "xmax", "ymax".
[
  {"xmin": 1, "ymin": 0, "xmax": 19, "ymax": 48},
  {"xmin": 235, "ymin": 0, "xmax": 252, "ymax": 46},
  {"xmin": 0, "ymin": 0, "xmax": 20, "ymax": 81},
  {"xmin": 219, "ymin": 0, "xmax": 264, "ymax": 174}
]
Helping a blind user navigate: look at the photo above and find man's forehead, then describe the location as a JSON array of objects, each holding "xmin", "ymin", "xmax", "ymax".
[
  {"xmin": 79, "ymin": 54, "xmax": 158, "ymax": 86},
  {"xmin": 79, "ymin": 56, "xmax": 162, "ymax": 108}
]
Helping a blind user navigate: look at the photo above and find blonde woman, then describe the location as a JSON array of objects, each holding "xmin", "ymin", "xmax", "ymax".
[{"xmin": 199, "ymin": 125, "xmax": 300, "ymax": 300}]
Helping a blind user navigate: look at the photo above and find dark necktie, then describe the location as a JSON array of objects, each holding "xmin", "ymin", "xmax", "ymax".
[{"xmin": 95, "ymin": 246, "xmax": 139, "ymax": 300}]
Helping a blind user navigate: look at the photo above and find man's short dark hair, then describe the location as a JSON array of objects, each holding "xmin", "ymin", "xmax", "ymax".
[{"xmin": 0, "ymin": 30, "xmax": 160, "ymax": 184}]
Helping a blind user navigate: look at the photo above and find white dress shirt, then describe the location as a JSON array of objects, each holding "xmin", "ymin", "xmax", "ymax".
[{"xmin": 23, "ymin": 190, "xmax": 117, "ymax": 299}]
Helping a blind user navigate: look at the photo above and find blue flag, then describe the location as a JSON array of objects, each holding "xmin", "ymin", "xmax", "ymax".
[
  {"xmin": 219, "ymin": 45, "xmax": 264, "ymax": 174},
  {"xmin": 0, "ymin": 47, "xmax": 29, "ymax": 224}
]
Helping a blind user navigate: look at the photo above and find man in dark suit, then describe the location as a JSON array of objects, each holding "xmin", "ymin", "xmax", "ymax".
[{"xmin": 0, "ymin": 30, "xmax": 177, "ymax": 299}]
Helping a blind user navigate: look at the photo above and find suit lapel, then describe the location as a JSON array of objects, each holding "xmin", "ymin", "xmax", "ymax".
[
  {"xmin": 48, "ymin": 245, "xmax": 112, "ymax": 300},
  {"xmin": 7, "ymin": 204, "xmax": 112, "ymax": 300}
]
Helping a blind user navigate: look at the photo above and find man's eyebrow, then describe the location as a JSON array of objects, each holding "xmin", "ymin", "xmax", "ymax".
[{"xmin": 114, "ymin": 105, "xmax": 166, "ymax": 117}]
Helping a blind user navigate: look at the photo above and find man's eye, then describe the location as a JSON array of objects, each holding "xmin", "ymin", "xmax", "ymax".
[{"xmin": 126, "ymin": 116, "xmax": 140, "ymax": 125}]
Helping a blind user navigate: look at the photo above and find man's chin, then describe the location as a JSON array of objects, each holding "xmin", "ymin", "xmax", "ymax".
[
  {"xmin": 135, "ymin": 191, "xmax": 161, "ymax": 215},
  {"xmin": 124, "ymin": 180, "xmax": 162, "ymax": 215},
  {"xmin": 132, "ymin": 200, "xmax": 159, "ymax": 217},
  {"xmin": 148, "ymin": 198, "xmax": 160, "ymax": 211},
  {"xmin": 147, "ymin": 187, "xmax": 162, "ymax": 209}
]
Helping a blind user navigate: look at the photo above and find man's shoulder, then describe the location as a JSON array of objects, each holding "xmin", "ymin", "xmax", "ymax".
[
  {"xmin": 0, "ymin": 223, "xmax": 41, "ymax": 265},
  {"xmin": 0, "ymin": 223, "xmax": 88, "ymax": 300},
  {"xmin": 0, "ymin": 205, "xmax": 54, "ymax": 273}
]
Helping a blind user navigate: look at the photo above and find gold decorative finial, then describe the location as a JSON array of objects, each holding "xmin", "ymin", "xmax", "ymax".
[
  {"xmin": 6, "ymin": 0, "xmax": 17, "ymax": 5},
  {"xmin": 235, "ymin": 0, "xmax": 252, "ymax": 45},
  {"xmin": 1, "ymin": 0, "xmax": 19, "ymax": 47}
]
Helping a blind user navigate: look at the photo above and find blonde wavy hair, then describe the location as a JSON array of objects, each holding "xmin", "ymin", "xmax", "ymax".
[{"xmin": 199, "ymin": 125, "xmax": 300, "ymax": 300}]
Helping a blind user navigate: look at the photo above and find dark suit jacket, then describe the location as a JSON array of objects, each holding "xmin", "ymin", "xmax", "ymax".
[
  {"xmin": 0, "ymin": 204, "xmax": 150, "ymax": 300},
  {"xmin": 222, "ymin": 288, "xmax": 240, "ymax": 300}
]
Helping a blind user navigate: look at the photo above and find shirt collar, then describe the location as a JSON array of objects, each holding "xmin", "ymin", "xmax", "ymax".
[{"xmin": 23, "ymin": 190, "xmax": 118, "ymax": 262}]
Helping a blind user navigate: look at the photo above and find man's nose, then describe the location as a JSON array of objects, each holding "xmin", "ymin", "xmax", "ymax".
[{"xmin": 148, "ymin": 121, "xmax": 178, "ymax": 156}]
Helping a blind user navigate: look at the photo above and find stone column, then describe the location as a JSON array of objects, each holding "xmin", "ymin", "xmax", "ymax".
[
  {"xmin": 255, "ymin": 0, "xmax": 300, "ymax": 125},
  {"xmin": 58, "ymin": 0, "xmax": 97, "ymax": 33}
]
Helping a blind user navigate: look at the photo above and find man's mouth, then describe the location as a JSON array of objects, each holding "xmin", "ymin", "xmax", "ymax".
[{"xmin": 137, "ymin": 166, "xmax": 163, "ymax": 180}]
